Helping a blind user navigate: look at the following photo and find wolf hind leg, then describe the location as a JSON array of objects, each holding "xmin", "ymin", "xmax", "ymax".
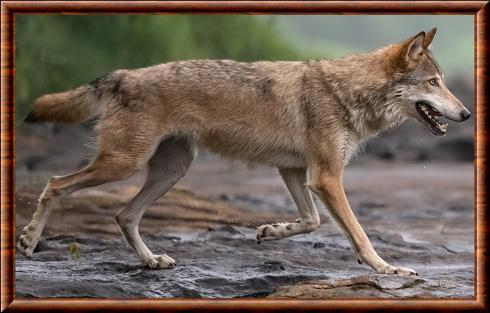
[
  {"xmin": 115, "ymin": 137, "xmax": 195, "ymax": 269},
  {"xmin": 17, "ymin": 118, "xmax": 163, "ymax": 258},
  {"xmin": 17, "ymin": 154, "xmax": 146, "ymax": 257},
  {"xmin": 257, "ymin": 167, "xmax": 320, "ymax": 243}
]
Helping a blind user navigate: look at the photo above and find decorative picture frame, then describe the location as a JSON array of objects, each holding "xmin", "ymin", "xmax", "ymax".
[{"xmin": 1, "ymin": 1, "xmax": 487, "ymax": 311}]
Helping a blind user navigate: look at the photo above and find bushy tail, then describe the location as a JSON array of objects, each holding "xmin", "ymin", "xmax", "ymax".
[
  {"xmin": 24, "ymin": 71, "xmax": 125, "ymax": 124},
  {"xmin": 24, "ymin": 85, "xmax": 102, "ymax": 124}
]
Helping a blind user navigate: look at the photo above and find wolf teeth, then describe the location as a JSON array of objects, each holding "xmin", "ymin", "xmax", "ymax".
[
  {"xmin": 418, "ymin": 103, "xmax": 446, "ymax": 133},
  {"xmin": 437, "ymin": 122, "xmax": 448, "ymax": 132}
]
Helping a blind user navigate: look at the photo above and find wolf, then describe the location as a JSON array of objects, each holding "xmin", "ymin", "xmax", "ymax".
[{"xmin": 18, "ymin": 28, "xmax": 470, "ymax": 276}]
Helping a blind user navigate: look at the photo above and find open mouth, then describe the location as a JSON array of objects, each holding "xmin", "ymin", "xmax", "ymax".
[{"xmin": 415, "ymin": 101, "xmax": 448, "ymax": 136}]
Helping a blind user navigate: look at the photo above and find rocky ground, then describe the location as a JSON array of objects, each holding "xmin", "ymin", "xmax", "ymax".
[{"xmin": 15, "ymin": 158, "xmax": 474, "ymax": 298}]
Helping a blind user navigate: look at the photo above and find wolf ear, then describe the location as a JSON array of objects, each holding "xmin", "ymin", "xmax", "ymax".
[
  {"xmin": 402, "ymin": 31, "xmax": 425, "ymax": 68},
  {"xmin": 423, "ymin": 27, "xmax": 437, "ymax": 49}
]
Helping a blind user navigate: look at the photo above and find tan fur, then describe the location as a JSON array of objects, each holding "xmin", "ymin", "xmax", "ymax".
[
  {"xmin": 19, "ymin": 29, "xmax": 469, "ymax": 275},
  {"xmin": 26, "ymin": 86, "xmax": 99, "ymax": 124}
]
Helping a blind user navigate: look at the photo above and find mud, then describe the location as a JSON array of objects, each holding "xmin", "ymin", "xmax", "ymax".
[{"xmin": 15, "ymin": 159, "xmax": 474, "ymax": 298}]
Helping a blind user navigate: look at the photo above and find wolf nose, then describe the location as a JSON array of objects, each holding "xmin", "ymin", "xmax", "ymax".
[{"xmin": 460, "ymin": 109, "xmax": 471, "ymax": 121}]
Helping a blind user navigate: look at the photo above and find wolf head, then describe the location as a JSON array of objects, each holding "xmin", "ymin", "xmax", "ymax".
[{"xmin": 389, "ymin": 28, "xmax": 470, "ymax": 136}]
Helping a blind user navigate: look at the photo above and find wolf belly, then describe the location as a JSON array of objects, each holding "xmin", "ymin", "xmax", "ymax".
[{"xmin": 197, "ymin": 130, "xmax": 306, "ymax": 168}]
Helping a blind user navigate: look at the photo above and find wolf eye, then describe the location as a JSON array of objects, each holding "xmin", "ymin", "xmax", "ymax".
[{"xmin": 429, "ymin": 79, "xmax": 437, "ymax": 86}]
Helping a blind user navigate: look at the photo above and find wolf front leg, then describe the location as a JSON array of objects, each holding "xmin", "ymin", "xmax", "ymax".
[
  {"xmin": 256, "ymin": 167, "xmax": 320, "ymax": 242},
  {"xmin": 309, "ymin": 166, "xmax": 418, "ymax": 276}
]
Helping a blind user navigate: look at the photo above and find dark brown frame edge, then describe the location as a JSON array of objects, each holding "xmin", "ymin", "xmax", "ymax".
[{"xmin": 1, "ymin": 1, "xmax": 487, "ymax": 312}]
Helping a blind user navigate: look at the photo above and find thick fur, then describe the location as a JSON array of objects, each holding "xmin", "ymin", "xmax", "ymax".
[
  {"xmin": 19, "ymin": 29, "xmax": 470, "ymax": 275},
  {"xmin": 24, "ymin": 85, "xmax": 99, "ymax": 124}
]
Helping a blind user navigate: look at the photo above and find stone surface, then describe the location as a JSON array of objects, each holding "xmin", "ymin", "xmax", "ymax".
[{"xmin": 16, "ymin": 159, "xmax": 474, "ymax": 298}]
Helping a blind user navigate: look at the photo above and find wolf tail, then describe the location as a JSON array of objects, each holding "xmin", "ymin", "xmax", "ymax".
[{"xmin": 24, "ymin": 71, "xmax": 124, "ymax": 124}]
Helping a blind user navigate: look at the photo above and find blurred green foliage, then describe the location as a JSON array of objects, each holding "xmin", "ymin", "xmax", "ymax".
[{"xmin": 16, "ymin": 15, "xmax": 301, "ymax": 120}]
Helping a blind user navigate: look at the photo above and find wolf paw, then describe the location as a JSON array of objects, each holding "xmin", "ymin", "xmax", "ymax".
[
  {"xmin": 143, "ymin": 254, "xmax": 176, "ymax": 269},
  {"xmin": 381, "ymin": 265, "xmax": 418, "ymax": 276},
  {"xmin": 256, "ymin": 222, "xmax": 294, "ymax": 243},
  {"xmin": 17, "ymin": 233, "xmax": 38, "ymax": 258},
  {"xmin": 256, "ymin": 219, "xmax": 318, "ymax": 243}
]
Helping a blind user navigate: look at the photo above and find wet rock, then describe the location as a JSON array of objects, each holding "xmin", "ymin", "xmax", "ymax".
[
  {"xmin": 257, "ymin": 261, "xmax": 285, "ymax": 272},
  {"xmin": 170, "ymin": 287, "xmax": 202, "ymax": 298},
  {"xmin": 16, "ymin": 227, "xmax": 474, "ymax": 298},
  {"xmin": 15, "ymin": 163, "xmax": 474, "ymax": 299},
  {"xmin": 202, "ymin": 225, "xmax": 243, "ymax": 240},
  {"xmin": 18, "ymin": 280, "xmax": 134, "ymax": 298},
  {"xmin": 268, "ymin": 275, "xmax": 426, "ymax": 298},
  {"xmin": 214, "ymin": 225, "xmax": 242, "ymax": 235},
  {"xmin": 313, "ymin": 242, "xmax": 325, "ymax": 249},
  {"xmin": 358, "ymin": 201, "xmax": 386, "ymax": 209}
]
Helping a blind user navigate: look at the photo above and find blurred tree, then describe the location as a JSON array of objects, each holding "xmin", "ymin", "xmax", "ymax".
[{"xmin": 16, "ymin": 15, "xmax": 302, "ymax": 120}]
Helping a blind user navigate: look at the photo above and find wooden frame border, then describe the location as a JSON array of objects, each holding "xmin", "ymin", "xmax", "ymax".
[{"xmin": 1, "ymin": 1, "xmax": 488, "ymax": 312}]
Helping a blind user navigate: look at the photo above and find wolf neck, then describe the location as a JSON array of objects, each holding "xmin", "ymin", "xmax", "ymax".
[{"xmin": 318, "ymin": 49, "xmax": 406, "ymax": 141}]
